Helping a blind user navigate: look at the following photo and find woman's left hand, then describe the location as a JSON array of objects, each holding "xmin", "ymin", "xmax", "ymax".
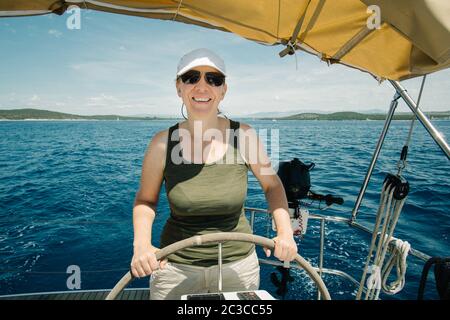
[{"xmin": 263, "ymin": 233, "xmax": 298, "ymax": 262}]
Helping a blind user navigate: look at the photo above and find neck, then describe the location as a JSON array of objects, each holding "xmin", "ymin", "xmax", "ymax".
[{"xmin": 186, "ymin": 116, "xmax": 220, "ymax": 140}]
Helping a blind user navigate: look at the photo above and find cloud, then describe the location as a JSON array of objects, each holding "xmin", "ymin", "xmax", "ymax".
[
  {"xmin": 86, "ymin": 93, "xmax": 118, "ymax": 107},
  {"xmin": 1, "ymin": 14, "xmax": 449, "ymax": 117},
  {"xmin": 222, "ymin": 60, "xmax": 397, "ymax": 115},
  {"xmin": 48, "ymin": 29, "xmax": 62, "ymax": 38},
  {"xmin": 67, "ymin": 59, "xmax": 174, "ymax": 90},
  {"xmin": 25, "ymin": 94, "xmax": 41, "ymax": 106},
  {"xmin": 30, "ymin": 95, "xmax": 40, "ymax": 102}
]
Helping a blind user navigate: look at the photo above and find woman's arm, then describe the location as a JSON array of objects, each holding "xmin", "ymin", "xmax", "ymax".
[
  {"xmin": 131, "ymin": 129, "xmax": 168, "ymax": 277},
  {"xmin": 239, "ymin": 123, "xmax": 297, "ymax": 262}
]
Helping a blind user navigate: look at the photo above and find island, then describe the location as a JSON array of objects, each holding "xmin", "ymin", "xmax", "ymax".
[{"xmin": 1, "ymin": 108, "xmax": 449, "ymax": 121}]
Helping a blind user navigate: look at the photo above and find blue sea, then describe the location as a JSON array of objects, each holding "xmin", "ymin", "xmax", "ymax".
[{"xmin": 0, "ymin": 119, "xmax": 449, "ymax": 300}]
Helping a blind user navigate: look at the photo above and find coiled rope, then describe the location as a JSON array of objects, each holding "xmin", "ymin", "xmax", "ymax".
[
  {"xmin": 356, "ymin": 179, "xmax": 409, "ymax": 300},
  {"xmin": 381, "ymin": 237, "xmax": 410, "ymax": 295}
]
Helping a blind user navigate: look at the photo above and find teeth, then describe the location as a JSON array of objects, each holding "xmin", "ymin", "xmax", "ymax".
[{"xmin": 193, "ymin": 97, "xmax": 210, "ymax": 102}]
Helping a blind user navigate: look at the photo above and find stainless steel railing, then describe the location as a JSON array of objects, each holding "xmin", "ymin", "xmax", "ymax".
[{"xmin": 245, "ymin": 206, "xmax": 432, "ymax": 299}]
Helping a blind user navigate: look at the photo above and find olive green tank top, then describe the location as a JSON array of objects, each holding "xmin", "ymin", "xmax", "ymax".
[{"xmin": 161, "ymin": 119, "xmax": 255, "ymax": 267}]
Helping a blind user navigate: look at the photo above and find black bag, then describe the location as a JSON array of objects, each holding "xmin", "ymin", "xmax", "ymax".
[
  {"xmin": 435, "ymin": 259, "xmax": 450, "ymax": 300},
  {"xmin": 277, "ymin": 158, "xmax": 315, "ymax": 201},
  {"xmin": 418, "ymin": 257, "xmax": 450, "ymax": 300}
]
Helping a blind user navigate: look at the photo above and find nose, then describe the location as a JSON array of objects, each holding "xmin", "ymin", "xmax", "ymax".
[{"xmin": 193, "ymin": 74, "xmax": 209, "ymax": 91}]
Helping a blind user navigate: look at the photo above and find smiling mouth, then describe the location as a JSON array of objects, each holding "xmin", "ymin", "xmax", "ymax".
[{"xmin": 192, "ymin": 97, "xmax": 212, "ymax": 103}]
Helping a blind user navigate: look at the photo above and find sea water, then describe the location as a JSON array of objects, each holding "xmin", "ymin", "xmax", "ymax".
[{"xmin": 0, "ymin": 119, "xmax": 449, "ymax": 300}]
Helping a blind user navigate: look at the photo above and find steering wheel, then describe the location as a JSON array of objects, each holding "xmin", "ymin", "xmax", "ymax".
[{"xmin": 105, "ymin": 232, "xmax": 331, "ymax": 300}]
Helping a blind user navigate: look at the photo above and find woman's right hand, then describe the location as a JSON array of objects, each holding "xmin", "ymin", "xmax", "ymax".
[{"xmin": 130, "ymin": 244, "xmax": 167, "ymax": 278}]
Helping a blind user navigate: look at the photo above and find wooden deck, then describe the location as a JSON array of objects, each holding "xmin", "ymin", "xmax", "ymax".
[{"xmin": 0, "ymin": 289, "xmax": 150, "ymax": 300}]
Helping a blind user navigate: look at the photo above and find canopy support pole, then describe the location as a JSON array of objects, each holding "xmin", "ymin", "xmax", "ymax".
[
  {"xmin": 351, "ymin": 92, "xmax": 400, "ymax": 222},
  {"xmin": 352, "ymin": 79, "xmax": 450, "ymax": 222},
  {"xmin": 279, "ymin": 0, "xmax": 312, "ymax": 57},
  {"xmin": 389, "ymin": 80, "xmax": 450, "ymax": 160}
]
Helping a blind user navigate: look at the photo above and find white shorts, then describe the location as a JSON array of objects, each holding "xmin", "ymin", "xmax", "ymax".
[{"xmin": 149, "ymin": 250, "xmax": 260, "ymax": 300}]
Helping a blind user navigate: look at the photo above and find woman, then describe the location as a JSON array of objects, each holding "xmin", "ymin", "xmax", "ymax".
[{"xmin": 131, "ymin": 48, "xmax": 297, "ymax": 300}]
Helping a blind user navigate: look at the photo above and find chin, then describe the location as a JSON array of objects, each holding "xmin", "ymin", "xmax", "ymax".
[{"xmin": 188, "ymin": 104, "xmax": 217, "ymax": 116}]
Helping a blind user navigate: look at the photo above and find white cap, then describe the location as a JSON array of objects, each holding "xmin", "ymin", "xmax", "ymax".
[{"xmin": 177, "ymin": 48, "xmax": 226, "ymax": 77}]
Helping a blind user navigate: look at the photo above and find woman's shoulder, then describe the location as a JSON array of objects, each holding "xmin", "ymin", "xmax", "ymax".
[
  {"xmin": 143, "ymin": 126, "xmax": 177, "ymax": 170},
  {"xmin": 227, "ymin": 119, "xmax": 250, "ymax": 131},
  {"xmin": 150, "ymin": 122, "xmax": 181, "ymax": 144},
  {"xmin": 230, "ymin": 121, "xmax": 259, "ymax": 167},
  {"xmin": 152, "ymin": 129, "xmax": 169, "ymax": 144},
  {"xmin": 146, "ymin": 127, "xmax": 171, "ymax": 159},
  {"xmin": 232, "ymin": 121, "xmax": 257, "ymax": 139},
  {"xmin": 236, "ymin": 121, "xmax": 251, "ymax": 131}
]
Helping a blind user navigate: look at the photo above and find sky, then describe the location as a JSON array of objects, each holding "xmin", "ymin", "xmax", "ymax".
[{"xmin": 1, "ymin": 9, "xmax": 449, "ymax": 117}]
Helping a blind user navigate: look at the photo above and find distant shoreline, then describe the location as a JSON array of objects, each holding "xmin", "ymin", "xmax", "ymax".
[
  {"xmin": 2, "ymin": 118, "xmax": 450, "ymax": 122},
  {"xmin": 1, "ymin": 108, "xmax": 449, "ymax": 121},
  {"xmin": 0, "ymin": 118, "xmax": 178, "ymax": 121}
]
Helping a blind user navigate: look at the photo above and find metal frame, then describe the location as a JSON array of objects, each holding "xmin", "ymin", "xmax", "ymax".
[
  {"xmin": 247, "ymin": 207, "xmax": 432, "ymax": 262},
  {"xmin": 352, "ymin": 81, "xmax": 450, "ymax": 220},
  {"xmin": 244, "ymin": 81, "xmax": 447, "ymax": 298},
  {"xmin": 245, "ymin": 207, "xmax": 432, "ymax": 299},
  {"xmin": 351, "ymin": 92, "xmax": 400, "ymax": 221},
  {"xmin": 390, "ymin": 80, "xmax": 450, "ymax": 160}
]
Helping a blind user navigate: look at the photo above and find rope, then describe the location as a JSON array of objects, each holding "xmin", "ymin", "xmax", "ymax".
[
  {"xmin": 405, "ymin": 75, "xmax": 427, "ymax": 147},
  {"xmin": 366, "ymin": 265, "xmax": 381, "ymax": 293},
  {"xmin": 397, "ymin": 75, "xmax": 427, "ymax": 175},
  {"xmin": 356, "ymin": 180, "xmax": 408, "ymax": 300},
  {"xmin": 381, "ymin": 237, "xmax": 410, "ymax": 295},
  {"xmin": 289, "ymin": 41, "xmax": 299, "ymax": 71},
  {"xmin": 278, "ymin": 0, "xmax": 311, "ymax": 69},
  {"xmin": 356, "ymin": 78, "xmax": 423, "ymax": 298}
]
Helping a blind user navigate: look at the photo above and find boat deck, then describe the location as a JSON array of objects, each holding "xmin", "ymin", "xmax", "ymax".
[{"xmin": 0, "ymin": 289, "xmax": 150, "ymax": 300}]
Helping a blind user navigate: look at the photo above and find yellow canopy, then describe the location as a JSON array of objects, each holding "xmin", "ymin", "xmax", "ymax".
[{"xmin": 1, "ymin": 0, "xmax": 449, "ymax": 81}]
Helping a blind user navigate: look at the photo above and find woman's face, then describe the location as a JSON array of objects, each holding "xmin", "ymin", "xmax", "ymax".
[{"xmin": 176, "ymin": 65, "xmax": 227, "ymax": 119}]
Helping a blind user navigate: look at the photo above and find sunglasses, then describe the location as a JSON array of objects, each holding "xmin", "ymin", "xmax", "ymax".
[{"xmin": 179, "ymin": 70, "xmax": 226, "ymax": 87}]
